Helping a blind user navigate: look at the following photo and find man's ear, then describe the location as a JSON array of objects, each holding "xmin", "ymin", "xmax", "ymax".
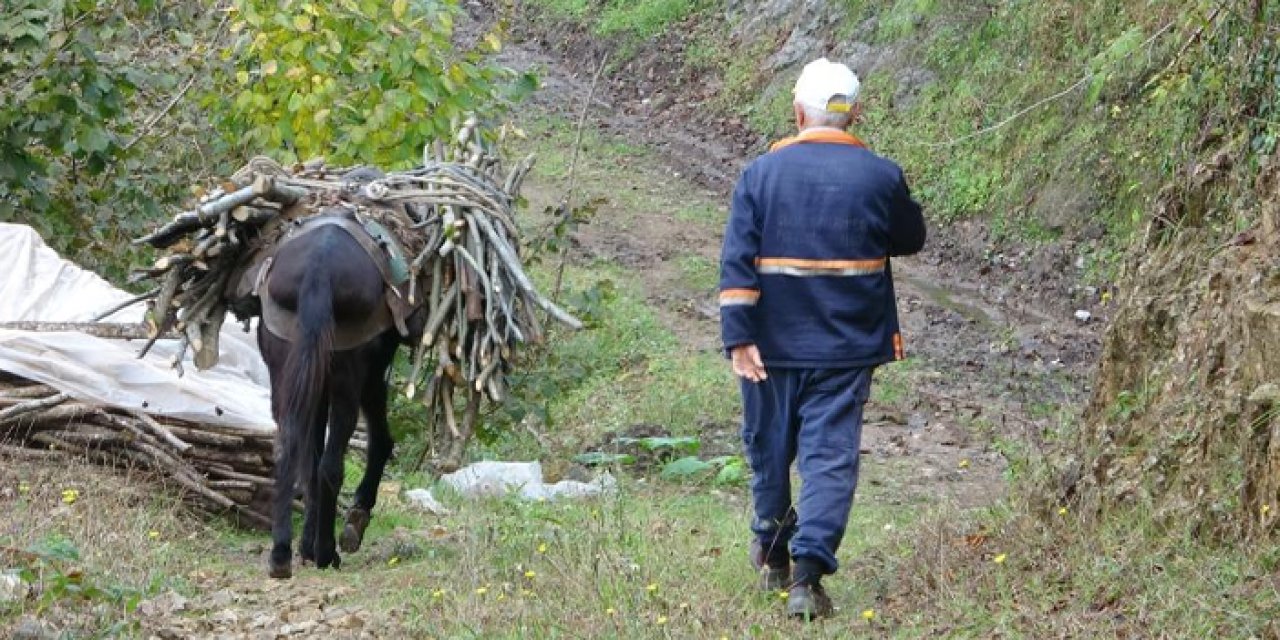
[
  {"xmin": 851, "ymin": 102, "xmax": 863, "ymax": 126},
  {"xmin": 793, "ymin": 102, "xmax": 806, "ymax": 130}
]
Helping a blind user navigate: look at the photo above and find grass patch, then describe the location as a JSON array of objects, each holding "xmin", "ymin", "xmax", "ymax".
[
  {"xmin": 675, "ymin": 254, "xmax": 718, "ymax": 292},
  {"xmin": 509, "ymin": 263, "xmax": 738, "ymax": 443},
  {"xmin": 861, "ymin": 493, "xmax": 1280, "ymax": 637},
  {"xmin": 674, "ymin": 202, "xmax": 725, "ymax": 225},
  {"xmin": 596, "ymin": 0, "xmax": 712, "ymax": 41}
]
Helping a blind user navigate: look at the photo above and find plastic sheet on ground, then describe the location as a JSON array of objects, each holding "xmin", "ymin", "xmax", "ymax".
[
  {"xmin": 404, "ymin": 461, "xmax": 616, "ymax": 511},
  {"xmin": 0, "ymin": 223, "xmax": 274, "ymax": 431}
]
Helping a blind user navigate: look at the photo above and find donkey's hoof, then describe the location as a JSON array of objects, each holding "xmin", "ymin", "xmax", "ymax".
[
  {"xmin": 317, "ymin": 550, "xmax": 341, "ymax": 570},
  {"xmin": 339, "ymin": 508, "xmax": 371, "ymax": 553},
  {"xmin": 338, "ymin": 524, "xmax": 361, "ymax": 554},
  {"xmin": 268, "ymin": 560, "xmax": 292, "ymax": 579},
  {"xmin": 268, "ymin": 545, "xmax": 293, "ymax": 579}
]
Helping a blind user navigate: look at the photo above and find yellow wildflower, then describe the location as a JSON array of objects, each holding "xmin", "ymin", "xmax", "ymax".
[
  {"xmin": 646, "ymin": 583, "xmax": 658, "ymax": 593},
  {"xmin": 61, "ymin": 488, "xmax": 78, "ymax": 505},
  {"xmin": 958, "ymin": 459, "xmax": 970, "ymax": 469},
  {"xmin": 1057, "ymin": 506, "xmax": 1068, "ymax": 516},
  {"xmin": 993, "ymin": 553, "xmax": 1007, "ymax": 564},
  {"xmin": 524, "ymin": 570, "xmax": 536, "ymax": 579},
  {"xmin": 777, "ymin": 590, "xmax": 789, "ymax": 600},
  {"xmin": 605, "ymin": 607, "xmax": 616, "ymax": 616},
  {"xmin": 656, "ymin": 616, "xmax": 668, "ymax": 625},
  {"xmin": 862, "ymin": 608, "xmax": 875, "ymax": 621},
  {"xmin": 537, "ymin": 542, "xmax": 548, "ymax": 554},
  {"xmin": 148, "ymin": 530, "xmax": 161, "ymax": 540},
  {"xmin": 475, "ymin": 587, "xmax": 488, "ymax": 596},
  {"xmin": 18, "ymin": 482, "xmax": 30, "ymax": 495}
]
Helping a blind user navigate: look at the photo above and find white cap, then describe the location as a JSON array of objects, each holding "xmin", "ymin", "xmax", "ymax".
[{"xmin": 793, "ymin": 58, "xmax": 860, "ymax": 113}]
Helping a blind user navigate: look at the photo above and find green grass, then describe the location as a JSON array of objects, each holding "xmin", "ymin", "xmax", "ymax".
[
  {"xmin": 864, "ymin": 495, "xmax": 1280, "ymax": 637},
  {"xmin": 510, "ymin": 263, "xmax": 737, "ymax": 441},
  {"xmin": 674, "ymin": 202, "xmax": 725, "ymax": 225},
  {"xmin": 676, "ymin": 254, "xmax": 718, "ymax": 291},
  {"xmin": 596, "ymin": 0, "xmax": 711, "ymax": 40},
  {"xmin": 525, "ymin": 0, "xmax": 715, "ymax": 43}
]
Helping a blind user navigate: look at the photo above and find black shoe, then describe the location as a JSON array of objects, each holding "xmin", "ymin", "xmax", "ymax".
[
  {"xmin": 786, "ymin": 582, "xmax": 833, "ymax": 620},
  {"xmin": 749, "ymin": 538, "xmax": 790, "ymax": 591}
]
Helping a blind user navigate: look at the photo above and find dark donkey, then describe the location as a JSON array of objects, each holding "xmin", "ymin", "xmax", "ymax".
[{"xmin": 255, "ymin": 205, "xmax": 417, "ymax": 579}]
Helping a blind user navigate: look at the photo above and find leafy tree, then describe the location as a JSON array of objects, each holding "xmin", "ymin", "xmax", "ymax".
[
  {"xmin": 0, "ymin": 0, "xmax": 225, "ymax": 278},
  {"xmin": 216, "ymin": 0, "xmax": 534, "ymax": 168},
  {"xmin": 0, "ymin": 1, "xmax": 137, "ymax": 219}
]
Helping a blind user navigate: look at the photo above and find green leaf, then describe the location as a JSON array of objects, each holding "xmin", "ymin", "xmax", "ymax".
[
  {"xmin": 661, "ymin": 456, "xmax": 713, "ymax": 479},
  {"xmin": 75, "ymin": 125, "xmax": 109, "ymax": 154},
  {"xmin": 616, "ymin": 436, "xmax": 701, "ymax": 454},
  {"xmin": 572, "ymin": 452, "xmax": 637, "ymax": 466},
  {"xmin": 713, "ymin": 457, "xmax": 748, "ymax": 486}
]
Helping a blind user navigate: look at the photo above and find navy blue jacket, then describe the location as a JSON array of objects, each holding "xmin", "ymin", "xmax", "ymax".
[{"xmin": 718, "ymin": 128, "xmax": 926, "ymax": 368}]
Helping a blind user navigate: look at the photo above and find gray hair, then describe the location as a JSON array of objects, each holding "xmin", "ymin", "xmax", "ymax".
[{"xmin": 799, "ymin": 103, "xmax": 853, "ymax": 129}]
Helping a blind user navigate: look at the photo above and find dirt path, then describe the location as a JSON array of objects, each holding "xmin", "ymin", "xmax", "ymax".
[{"xmin": 494, "ymin": 24, "xmax": 1100, "ymax": 507}]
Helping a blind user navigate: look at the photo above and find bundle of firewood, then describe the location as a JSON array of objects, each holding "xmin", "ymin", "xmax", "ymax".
[
  {"xmin": 127, "ymin": 118, "xmax": 579, "ymax": 469},
  {"xmin": 0, "ymin": 375, "xmax": 276, "ymax": 528}
]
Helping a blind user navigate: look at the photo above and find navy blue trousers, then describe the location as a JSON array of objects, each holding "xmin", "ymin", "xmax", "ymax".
[{"xmin": 741, "ymin": 366, "xmax": 872, "ymax": 575}]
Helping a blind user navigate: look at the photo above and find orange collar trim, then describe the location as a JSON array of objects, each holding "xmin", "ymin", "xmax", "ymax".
[{"xmin": 769, "ymin": 129, "xmax": 867, "ymax": 152}]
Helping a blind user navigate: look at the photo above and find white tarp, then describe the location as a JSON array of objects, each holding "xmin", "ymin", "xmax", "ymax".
[{"xmin": 0, "ymin": 223, "xmax": 274, "ymax": 431}]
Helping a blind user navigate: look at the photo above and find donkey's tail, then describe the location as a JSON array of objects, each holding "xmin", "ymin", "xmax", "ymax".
[{"xmin": 280, "ymin": 271, "xmax": 334, "ymax": 482}]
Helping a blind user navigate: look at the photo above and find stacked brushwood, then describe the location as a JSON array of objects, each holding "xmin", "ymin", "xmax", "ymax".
[
  {"xmin": 126, "ymin": 117, "xmax": 577, "ymax": 469},
  {"xmin": 0, "ymin": 375, "xmax": 276, "ymax": 528}
]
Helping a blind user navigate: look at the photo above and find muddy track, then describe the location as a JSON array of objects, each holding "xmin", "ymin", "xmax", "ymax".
[{"xmin": 492, "ymin": 18, "xmax": 1101, "ymax": 506}]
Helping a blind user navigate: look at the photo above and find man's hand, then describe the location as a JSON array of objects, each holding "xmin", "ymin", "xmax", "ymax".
[{"xmin": 731, "ymin": 345, "xmax": 768, "ymax": 383}]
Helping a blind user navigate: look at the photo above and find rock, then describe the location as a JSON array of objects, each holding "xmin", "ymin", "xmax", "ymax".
[
  {"xmin": 209, "ymin": 589, "xmax": 237, "ymax": 607},
  {"xmin": 0, "ymin": 571, "xmax": 27, "ymax": 603},
  {"xmin": 280, "ymin": 620, "xmax": 319, "ymax": 635},
  {"xmin": 209, "ymin": 610, "xmax": 240, "ymax": 626},
  {"xmin": 892, "ymin": 67, "xmax": 937, "ymax": 110},
  {"xmin": 767, "ymin": 29, "xmax": 824, "ymax": 71},
  {"xmin": 137, "ymin": 591, "xmax": 189, "ymax": 617},
  {"xmin": 1074, "ymin": 310, "xmax": 1092, "ymax": 323},
  {"xmin": 10, "ymin": 617, "xmax": 55, "ymax": 640},
  {"xmin": 404, "ymin": 488, "xmax": 451, "ymax": 515},
  {"xmin": 330, "ymin": 613, "xmax": 366, "ymax": 630}
]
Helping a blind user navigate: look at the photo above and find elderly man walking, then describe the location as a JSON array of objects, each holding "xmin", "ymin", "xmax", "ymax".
[{"xmin": 718, "ymin": 58, "xmax": 926, "ymax": 619}]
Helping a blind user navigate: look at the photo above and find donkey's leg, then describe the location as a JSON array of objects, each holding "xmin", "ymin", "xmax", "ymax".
[
  {"xmin": 299, "ymin": 389, "xmax": 330, "ymax": 565},
  {"xmin": 341, "ymin": 336, "xmax": 398, "ymax": 553},
  {"xmin": 260, "ymin": 329, "xmax": 299, "ymax": 580},
  {"xmin": 314, "ymin": 358, "xmax": 363, "ymax": 570}
]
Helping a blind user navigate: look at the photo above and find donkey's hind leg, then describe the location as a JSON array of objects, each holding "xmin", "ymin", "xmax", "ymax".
[
  {"xmin": 260, "ymin": 328, "xmax": 300, "ymax": 579},
  {"xmin": 314, "ymin": 356, "xmax": 364, "ymax": 570},
  {"xmin": 341, "ymin": 334, "xmax": 398, "ymax": 554},
  {"xmin": 298, "ymin": 389, "xmax": 330, "ymax": 565}
]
